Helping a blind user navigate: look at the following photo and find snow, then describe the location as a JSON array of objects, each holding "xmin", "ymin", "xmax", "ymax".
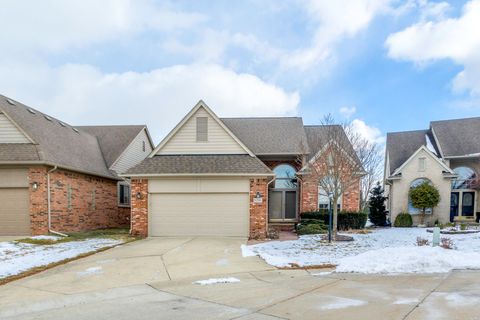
[
  {"xmin": 193, "ymin": 277, "xmax": 241, "ymax": 285},
  {"xmin": 28, "ymin": 235, "xmax": 62, "ymax": 241},
  {"xmin": 77, "ymin": 266, "xmax": 103, "ymax": 277},
  {"xmin": 0, "ymin": 238, "xmax": 122, "ymax": 279},
  {"xmin": 242, "ymin": 228, "xmax": 480, "ymax": 273},
  {"xmin": 318, "ymin": 296, "xmax": 367, "ymax": 310}
]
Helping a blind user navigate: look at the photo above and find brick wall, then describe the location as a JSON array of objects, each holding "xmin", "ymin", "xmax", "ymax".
[
  {"xmin": 342, "ymin": 179, "xmax": 360, "ymax": 212},
  {"xmin": 249, "ymin": 178, "xmax": 269, "ymax": 239},
  {"xmin": 28, "ymin": 167, "xmax": 49, "ymax": 235},
  {"xmin": 28, "ymin": 166, "xmax": 129, "ymax": 235},
  {"xmin": 130, "ymin": 179, "xmax": 148, "ymax": 237}
]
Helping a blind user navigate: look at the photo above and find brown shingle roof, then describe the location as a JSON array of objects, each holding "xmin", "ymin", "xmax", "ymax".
[
  {"xmin": 75, "ymin": 125, "xmax": 147, "ymax": 167},
  {"xmin": 0, "ymin": 143, "xmax": 41, "ymax": 161},
  {"xmin": 126, "ymin": 155, "xmax": 273, "ymax": 175}
]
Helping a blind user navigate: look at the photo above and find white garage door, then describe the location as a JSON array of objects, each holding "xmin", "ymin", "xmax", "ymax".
[
  {"xmin": 148, "ymin": 178, "xmax": 250, "ymax": 237},
  {"xmin": 0, "ymin": 168, "xmax": 30, "ymax": 236}
]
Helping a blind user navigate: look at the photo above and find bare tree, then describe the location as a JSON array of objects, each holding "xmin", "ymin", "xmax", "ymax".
[
  {"xmin": 299, "ymin": 114, "xmax": 378, "ymax": 239},
  {"xmin": 356, "ymin": 139, "xmax": 383, "ymax": 212}
]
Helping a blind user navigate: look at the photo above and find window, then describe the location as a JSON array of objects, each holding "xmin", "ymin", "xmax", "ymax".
[
  {"xmin": 196, "ymin": 117, "xmax": 208, "ymax": 142},
  {"xmin": 318, "ymin": 187, "xmax": 341, "ymax": 211},
  {"xmin": 452, "ymin": 166, "xmax": 477, "ymax": 189},
  {"xmin": 408, "ymin": 178, "xmax": 432, "ymax": 214},
  {"xmin": 418, "ymin": 157, "xmax": 426, "ymax": 172},
  {"xmin": 142, "ymin": 140, "xmax": 146, "ymax": 152},
  {"xmin": 273, "ymin": 164, "xmax": 297, "ymax": 188},
  {"xmin": 118, "ymin": 183, "xmax": 131, "ymax": 206}
]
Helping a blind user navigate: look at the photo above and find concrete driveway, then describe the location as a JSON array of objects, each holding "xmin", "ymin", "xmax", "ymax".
[{"xmin": 1, "ymin": 237, "xmax": 479, "ymax": 320}]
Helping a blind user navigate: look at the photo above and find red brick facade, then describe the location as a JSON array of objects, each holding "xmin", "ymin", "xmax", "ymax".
[
  {"xmin": 249, "ymin": 178, "xmax": 269, "ymax": 239},
  {"xmin": 28, "ymin": 166, "xmax": 129, "ymax": 235},
  {"xmin": 130, "ymin": 179, "xmax": 148, "ymax": 237}
]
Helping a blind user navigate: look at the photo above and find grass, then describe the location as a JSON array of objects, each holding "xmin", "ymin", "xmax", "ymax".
[{"xmin": 16, "ymin": 228, "xmax": 133, "ymax": 245}]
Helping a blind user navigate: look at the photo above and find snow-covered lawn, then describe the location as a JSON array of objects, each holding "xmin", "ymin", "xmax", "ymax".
[
  {"xmin": 0, "ymin": 238, "xmax": 123, "ymax": 279},
  {"xmin": 242, "ymin": 228, "xmax": 480, "ymax": 274}
]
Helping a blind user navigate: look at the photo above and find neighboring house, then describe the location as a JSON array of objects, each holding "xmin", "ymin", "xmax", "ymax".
[
  {"xmin": 0, "ymin": 95, "xmax": 153, "ymax": 236},
  {"xmin": 124, "ymin": 101, "xmax": 360, "ymax": 239},
  {"xmin": 385, "ymin": 117, "xmax": 480, "ymax": 226}
]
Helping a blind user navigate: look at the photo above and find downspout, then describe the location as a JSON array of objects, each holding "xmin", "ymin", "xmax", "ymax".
[{"xmin": 47, "ymin": 166, "xmax": 68, "ymax": 237}]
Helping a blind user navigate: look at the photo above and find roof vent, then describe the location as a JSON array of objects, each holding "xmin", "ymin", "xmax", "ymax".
[
  {"xmin": 6, "ymin": 98, "xmax": 15, "ymax": 105},
  {"xmin": 59, "ymin": 121, "xmax": 66, "ymax": 127},
  {"xmin": 44, "ymin": 115, "xmax": 52, "ymax": 121},
  {"xmin": 27, "ymin": 108, "xmax": 36, "ymax": 114},
  {"xmin": 73, "ymin": 128, "xmax": 79, "ymax": 133}
]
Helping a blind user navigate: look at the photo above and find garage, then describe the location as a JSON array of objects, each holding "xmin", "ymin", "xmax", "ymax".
[
  {"xmin": 148, "ymin": 178, "xmax": 250, "ymax": 237},
  {"xmin": 0, "ymin": 168, "xmax": 30, "ymax": 236}
]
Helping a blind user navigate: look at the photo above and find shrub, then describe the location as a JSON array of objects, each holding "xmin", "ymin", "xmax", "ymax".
[
  {"xmin": 300, "ymin": 211, "xmax": 368, "ymax": 230},
  {"xmin": 394, "ymin": 212, "xmax": 413, "ymax": 227},
  {"xmin": 416, "ymin": 237, "xmax": 429, "ymax": 246},
  {"xmin": 440, "ymin": 237, "xmax": 455, "ymax": 249},
  {"xmin": 297, "ymin": 223, "xmax": 327, "ymax": 235}
]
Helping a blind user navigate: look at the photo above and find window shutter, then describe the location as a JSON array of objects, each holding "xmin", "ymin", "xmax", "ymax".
[{"xmin": 196, "ymin": 117, "xmax": 208, "ymax": 142}]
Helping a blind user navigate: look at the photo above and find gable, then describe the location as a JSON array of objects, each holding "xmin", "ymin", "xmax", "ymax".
[
  {"xmin": 392, "ymin": 146, "xmax": 454, "ymax": 177},
  {"xmin": 155, "ymin": 105, "xmax": 249, "ymax": 155},
  {"xmin": 0, "ymin": 112, "xmax": 31, "ymax": 143},
  {"xmin": 111, "ymin": 128, "xmax": 153, "ymax": 174}
]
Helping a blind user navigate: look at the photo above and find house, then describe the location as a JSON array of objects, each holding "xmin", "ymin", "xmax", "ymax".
[
  {"xmin": 124, "ymin": 101, "xmax": 361, "ymax": 239},
  {"xmin": 0, "ymin": 95, "xmax": 154, "ymax": 236},
  {"xmin": 385, "ymin": 117, "xmax": 480, "ymax": 226}
]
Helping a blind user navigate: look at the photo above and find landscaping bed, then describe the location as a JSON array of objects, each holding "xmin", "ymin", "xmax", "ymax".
[
  {"xmin": 242, "ymin": 228, "xmax": 480, "ymax": 273},
  {"xmin": 0, "ymin": 228, "xmax": 135, "ymax": 283}
]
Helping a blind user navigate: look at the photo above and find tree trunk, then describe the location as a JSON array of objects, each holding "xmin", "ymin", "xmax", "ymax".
[
  {"xmin": 332, "ymin": 198, "xmax": 338, "ymax": 240},
  {"xmin": 420, "ymin": 208, "xmax": 426, "ymax": 226}
]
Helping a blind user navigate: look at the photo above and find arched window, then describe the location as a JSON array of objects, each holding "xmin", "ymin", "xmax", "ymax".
[
  {"xmin": 273, "ymin": 164, "xmax": 297, "ymax": 189},
  {"xmin": 408, "ymin": 178, "xmax": 432, "ymax": 214},
  {"xmin": 452, "ymin": 166, "xmax": 477, "ymax": 189}
]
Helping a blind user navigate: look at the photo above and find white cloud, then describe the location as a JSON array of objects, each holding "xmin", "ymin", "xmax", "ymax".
[
  {"xmin": 281, "ymin": 0, "xmax": 394, "ymax": 71},
  {"xmin": 386, "ymin": 0, "xmax": 480, "ymax": 96},
  {"xmin": 0, "ymin": 63, "xmax": 299, "ymax": 141},
  {"xmin": 339, "ymin": 106, "xmax": 357, "ymax": 119},
  {"xmin": 351, "ymin": 119, "xmax": 385, "ymax": 145},
  {"xmin": 0, "ymin": 0, "xmax": 206, "ymax": 53}
]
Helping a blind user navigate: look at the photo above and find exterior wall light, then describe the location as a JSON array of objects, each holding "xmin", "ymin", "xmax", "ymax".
[
  {"xmin": 32, "ymin": 182, "xmax": 39, "ymax": 191},
  {"xmin": 136, "ymin": 192, "xmax": 143, "ymax": 199}
]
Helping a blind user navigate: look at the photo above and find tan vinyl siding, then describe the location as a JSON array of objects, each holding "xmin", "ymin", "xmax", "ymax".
[
  {"xmin": 111, "ymin": 129, "xmax": 153, "ymax": 174},
  {"xmin": 0, "ymin": 168, "xmax": 28, "ymax": 188},
  {"xmin": 0, "ymin": 113, "xmax": 30, "ymax": 143},
  {"xmin": 148, "ymin": 177, "xmax": 250, "ymax": 237},
  {"xmin": 157, "ymin": 108, "xmax": 247, "ymax": 155}
]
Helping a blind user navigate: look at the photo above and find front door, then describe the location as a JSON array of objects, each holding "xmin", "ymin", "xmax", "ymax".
[
  {"xmin": 462, "ymin": 192, "xmax": 475, "ymax": 217},
  {"xmin": 450, "ymin": 191, "xmax": 476, "ymax": 222},
  {"xmin": 269, "ymin": 189, "xmax": 297, "ymax": 221},
  {"xmin": 450, "ymin": 192, "xmax": 459, "ymax": 222}
]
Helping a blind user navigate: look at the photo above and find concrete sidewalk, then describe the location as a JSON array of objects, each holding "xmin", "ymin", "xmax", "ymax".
[{"xmin": 1, "ymin": 237, "xmax": 479, "ymax": 319}]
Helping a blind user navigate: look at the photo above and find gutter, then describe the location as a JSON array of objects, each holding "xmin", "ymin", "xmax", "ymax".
[
  {"xmin": 47, "ymin": 165, "xmax": 68, "ymax": 237},
  {"xmin": 119, "ymin": 173, "xmax": 276, "ymax": 178}
]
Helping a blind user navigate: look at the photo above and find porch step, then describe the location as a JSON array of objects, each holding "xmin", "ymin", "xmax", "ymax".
[{"xmin": 269, "ymin": 222, "xmax": 296, "ymax": 232}]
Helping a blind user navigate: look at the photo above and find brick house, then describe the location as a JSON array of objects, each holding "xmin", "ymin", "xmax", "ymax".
[
  {"xmin": 0, "ymin": 95, "xmax": 154, "ymax": 236},
  {"xmin": 124, "ymin": 101, "xmax": 360, "ymax": 239}
]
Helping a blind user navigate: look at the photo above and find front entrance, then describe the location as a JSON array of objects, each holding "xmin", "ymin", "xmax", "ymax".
[
  {"xmin": 268, "ymin": 189, "xmax": 297, "ymax": 221},
  {"xmin": 450, "ymin": 191, "xmax": 476, "ymax": 222}
]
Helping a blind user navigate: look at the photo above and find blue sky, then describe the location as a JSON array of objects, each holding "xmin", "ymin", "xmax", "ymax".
[{"xmin": 0, "ymin": 0, "xmax": 478, "ymax": 143}]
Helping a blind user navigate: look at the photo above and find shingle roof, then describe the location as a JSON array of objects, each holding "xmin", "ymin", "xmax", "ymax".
[
  {"xmin": 431, "ymin": 117, "xmax": 480, "ymax": 157},
  {"xmin": 126, "ymin": 155, "xmax": 273, "ymax": 175},
  {"xmin": 75, "ymin": 125, "xmax": 146, "ymax": 167},
  {"xmin": 386, "ymin": 130, "xmax": 430, "ymax": 175},
  {"xmin": 0, "ymin": 95, "xmax": 117, "ymax": 179},
  {"xmin": 221, "ymin": 117, "xmax": 309, "ymax": 155},
  {"xmin": 0, "ymin": 144, "xmax": 41, "ymax": 161}
]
